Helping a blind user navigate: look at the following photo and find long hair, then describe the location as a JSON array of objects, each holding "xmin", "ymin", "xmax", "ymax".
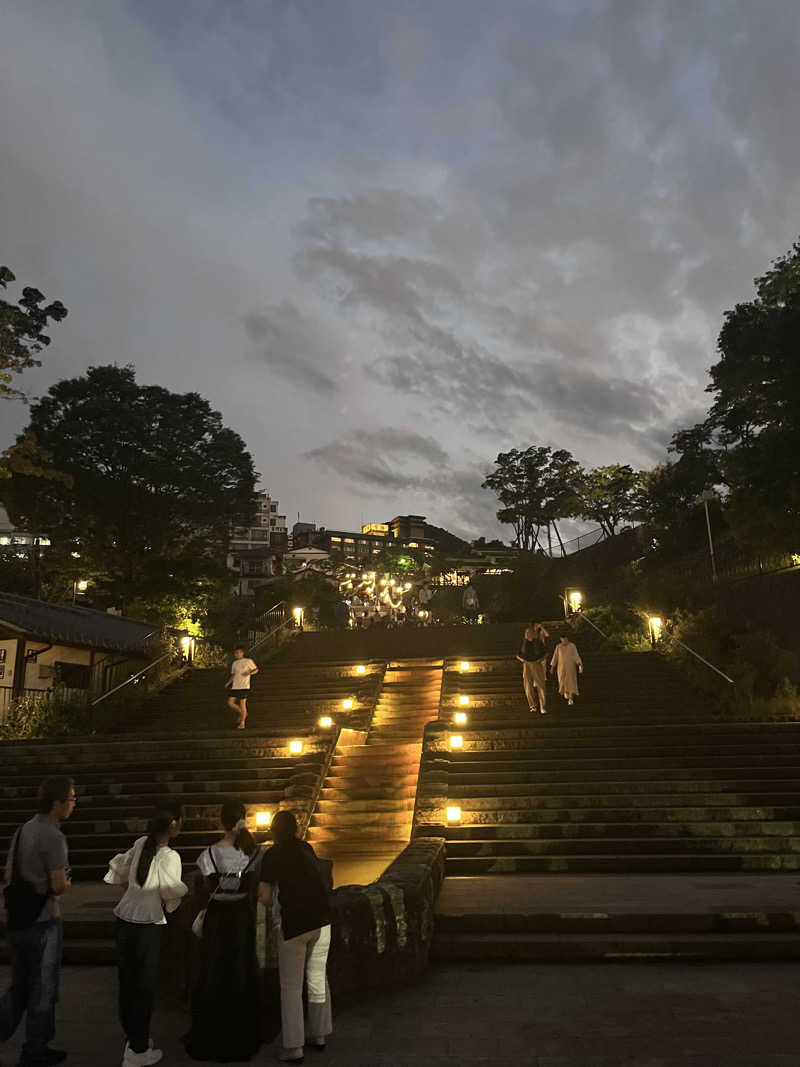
[
  {"xmin": 270, "ymin": 810, "xmax": 298, "ymax": 845},
  {"xmin": 220, "ymin": 799, "xmax": 256, "ymax": 856},
  {"xmin": 136, "ymin": 805, "xmax": 183, "ymax": 886}
]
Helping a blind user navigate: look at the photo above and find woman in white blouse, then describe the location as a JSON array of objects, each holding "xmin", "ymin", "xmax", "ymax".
[
  {"xmin": 184, "ymin": 800, "xmax": 263, "ymax": 1063},
  {"xmin": 105, "ymin": 805, "xmax": 187, "ymax": 1067}
]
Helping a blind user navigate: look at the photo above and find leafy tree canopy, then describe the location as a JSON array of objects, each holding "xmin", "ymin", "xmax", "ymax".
[
  {"xmin": 1, "ymin": 364, "xmax": 257, "ymax": 606},
  {"xmin": 576, "ymin": 464, "xmax": 642, "ymax": 537},
  {"xmin": 0, "ymin": 266, "xmax": 67, "ymax": 402}
]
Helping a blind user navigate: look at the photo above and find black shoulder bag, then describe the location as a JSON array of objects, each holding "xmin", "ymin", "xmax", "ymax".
[{"xmin": 3, "ymin": 826, "xmax": 50, "ymax": 931}]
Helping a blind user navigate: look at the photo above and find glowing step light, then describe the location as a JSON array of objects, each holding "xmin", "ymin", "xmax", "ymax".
[
  {"xmin": 319, "ymin": 716, "xmax": 333, "ymax": 728},
  {"xmin": 255, "ymin": 811, "xmax": 272, "ymax": 828},
  {"xmin": 454, "ymin": 711, "xmax": 467, "ymax": 725},
  {"xmin": 449, "ymin": 734, "xmax": 463, "ymax": 749},
  {"xmin": 458, "ymin": 695, "xmax": 470, "ymax": 706},
  {"xmin": 289, "ymin": 740, "xmax": 303, "ymax": 754},
  {"xmin": 446, "ymin": 806, "xmax": 462, "ymax": 823},
  {"xmin": 459, "ymin": 661, "xmax": 470, "ymax": 672},
  {"xmin": 342, "ymin": 698, "xmax": 354, "ymax": 710},
  {"xmin": 355, "ymin": 665, "xmax": 366, "ymax": 675}
]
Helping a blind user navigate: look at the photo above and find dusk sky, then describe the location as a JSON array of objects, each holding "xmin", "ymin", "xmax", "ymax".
[{"xmin": 2, "ymin": 0, "xmax": 800, "ymax": 541}]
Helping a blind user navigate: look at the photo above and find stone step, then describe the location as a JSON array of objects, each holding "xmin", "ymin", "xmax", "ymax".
[
  {"xmin": 443, "ymin": 766, "xmax": 800, "ymax": 785},
  {"xmin": 444, "ymin": 853, "xmax": 800, "ymax": 874},
  {"xmin": 313, "ymin": 803, "xmax": 413, "ymax": 821},
  {"xmin": 444, "ymin": 836, "xmax": 800, "ymax": 857},
  {"xmin": 436, "ymin": 751, "xmax": 800, "ymax": 772},
  {"xmin": 320, "ymin": 787, "xmax": 418, "ymax": 803},
  {"xmin": 434, "ymin": 911, "xmax": 800, "ymax": 935},
  {"xmin": 307, "ymin": 820, "xmax": 412, "ymax": 840},
  {"xmin": 432, "ymin": 931, "xmax": 800, "ymax": 962},
  {"xmin": 306, "ymin": 836, "xmax": 410, "ymax": 854},
  {"xmin": 0, "ymin": 938, "xmax": 116, "ymax": 966},
  {"xmin": 443, "ymin": 779, "xmax": 800, "ymax": 799},
  {"xmin": 445, "ymin": 818, "xmax": 800, "ymax": 837}
]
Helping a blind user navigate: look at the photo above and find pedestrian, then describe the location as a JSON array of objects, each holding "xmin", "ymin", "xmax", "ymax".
[
  {"xmin": 104, "ymin": 805, "xmax": 187, "ymax": 1067},
  {"xmin": 259, "ymin": 812, "xmax": 332, "ymax": 1064},
  {"xmin": 184, "ymin": 801, "xmax": 262, "ymax": 1062},
  {"xmin": 462, "ymin": 583, "xmax": 480, "ymax": 623},
  {"xmin": 224, "ymin": 647, "xmax": 259, "ymax": 729},
  {"xmin": 0, "ymin": 775, "xmax": 76, "ymax": 1067},
  {"xmin": 516, "ymin": 621, "xmax": 550, "ymax": 714},
  {"xmin": 550, "ymin": 634, "xmax": 583, "ymax": 706}
]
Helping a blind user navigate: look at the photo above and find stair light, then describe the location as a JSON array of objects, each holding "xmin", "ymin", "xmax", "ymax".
[
  {"xmin": 648, "ymin": 616, "xmax": 663, "ymax": 648},
  {"xmin": 446, "ymin": 805, "xmax": 462, "ymax": 822},
  {"xmin": 355, "ymin": 664, "xmax": 366, "ymax": 674},
  {"xmin": 343, "ymin": 698, "xmax": 354, "ymax": 710},
  {"xmin": 319, "ymin": 716, "xmax": 333, "ymax": 727},
  {"xmin": 454, "ymin": 711, "xmax": 467, "ymax": 725},
  {"xmin": 449, "ymin": 734, "xmax": 463, "ymax": 749},
  {"xmin": 289, "ymin": 740, "xmax": 303, "ymax": 754},
  {"xmin": 569, "ymin": 590, "xmax": 583, "ymax": 611},
  {"xmin": 255, "ymin": 810, "xmax": 272, "ymax": 827},
  {"xmin": 459, "ymin": 661, "xmax": 470, "ymax": 672},
  {"xmin": 458, "ymin": 695, "xmax": 470, "ymax": 706}
]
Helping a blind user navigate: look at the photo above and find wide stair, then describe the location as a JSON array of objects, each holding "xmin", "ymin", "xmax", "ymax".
[
  {"xmin": 307, "ymin": 662, "xmax": 442, "ymax": 885},
  {"xmin": 421, "ymin": 642, "xmax": 800, "ymax": 960}
]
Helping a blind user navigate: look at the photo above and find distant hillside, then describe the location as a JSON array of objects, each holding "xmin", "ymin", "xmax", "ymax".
[{"xmin": 424, "ymin": 522, "xmax": 472, "ymax": 555}]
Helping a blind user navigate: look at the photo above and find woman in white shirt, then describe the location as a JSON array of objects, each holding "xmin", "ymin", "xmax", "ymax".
[
  {"xmin": 105, "ymin": 805, "xmax": 187, "ymax": 1067},
  {"xmin": 184, "ymin": 800, "xmax": 262, "ymax": 1063}
]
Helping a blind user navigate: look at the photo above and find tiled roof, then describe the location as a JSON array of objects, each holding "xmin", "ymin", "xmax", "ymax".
[{"xmin": 0, "ymin": 593, "xmax": 159, "ymax": 654}]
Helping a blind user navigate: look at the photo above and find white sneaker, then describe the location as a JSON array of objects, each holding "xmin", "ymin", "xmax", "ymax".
[
  {"xmin": 568, "ymin": 698, "xmax": 574, "ymax": 706},
  {"xmin": 123, "ymin": 1044, "xmax": 163, "ymax": 1066}
]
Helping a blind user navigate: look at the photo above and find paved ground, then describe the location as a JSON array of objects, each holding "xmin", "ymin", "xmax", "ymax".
[
  {"xmin": 3, "ymin": 960, "xmax": 800, "ymax": 1066},
  {"xmin": 437, "ymin": 873, "xmax": 800, "ymax": 917}
]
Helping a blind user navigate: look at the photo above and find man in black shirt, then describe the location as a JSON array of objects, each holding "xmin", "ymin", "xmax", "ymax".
[{"xmin": 516, "ymin": 621, "xmax": 549, "ymax": 714}]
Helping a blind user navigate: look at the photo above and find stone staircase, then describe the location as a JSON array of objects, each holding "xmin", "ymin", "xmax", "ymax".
[
  {"xmin": 417, "ymin": 648, "xmax": 800, "ymax": 875},
  {"xmin": 306, "ymin": 662, "xmax": 442, "ymax": 885}
]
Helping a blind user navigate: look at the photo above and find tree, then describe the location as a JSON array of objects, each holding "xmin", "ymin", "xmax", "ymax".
[
  {"xmin": 482, "ymin": 447, "xmax": 582, "ymax": 552},
  {"xmin": 576, "ymin": 464, "xmax": 642, "ymax": 536},
  {"xmin": 1, "ymin": 365, "xmax": 257, "ymax": 607},
  {"xmin": 703, "ymin": 238, "xmax": 800, "ymax": 541},
  {"xmin": 0, "ymin": 266, "xmax": 67, "ymax": 402}
]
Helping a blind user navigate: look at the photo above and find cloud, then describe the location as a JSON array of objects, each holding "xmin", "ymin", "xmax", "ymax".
[
  {"xmin": 243, "ymin": 301, "xmax": 339, "ymax": 394},
  {"xmin": 3, "ymin": 0, "xmax": 800, "ymax": 538}
]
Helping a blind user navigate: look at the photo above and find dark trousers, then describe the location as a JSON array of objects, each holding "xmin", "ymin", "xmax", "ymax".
[
  {"xmin": 116, "ymin": 919, "xmax": 163, "ymax": 1054},
  {"xmin": 0, "ymin": 917, "xmax": 63, "ymax": 1061}
]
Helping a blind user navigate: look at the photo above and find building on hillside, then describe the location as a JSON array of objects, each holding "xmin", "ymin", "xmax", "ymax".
[
  {"xmin": 0, "ymin": 593, "xmax": 164, "ymax": 720},
  {"xmin": 291, "ymin": 514, "xmax": 436, "ymax": 562},
  {"xmin": 230, "ymin": 492, "xmax": 288, "ymax": 553}
]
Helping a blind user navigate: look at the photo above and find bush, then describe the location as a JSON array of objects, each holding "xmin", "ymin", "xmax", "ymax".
[
  {"xmin": 582, "ymin": 603, "xmax": 650, "ymax": 652},
  {"xmin": 0, "ymin": 688, "xmax": 92, "ymax": 739}
]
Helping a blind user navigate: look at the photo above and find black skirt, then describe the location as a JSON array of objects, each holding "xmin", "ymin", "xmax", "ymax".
[{"xmin": 184, "ymin": 897, "xmax": 262, "ymax": 1062}]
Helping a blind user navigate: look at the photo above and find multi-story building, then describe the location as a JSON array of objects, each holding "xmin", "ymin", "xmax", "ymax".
[
  {"xmin": 230, "ymin": 492, "xmax": 288, "ymax": 553},
  {"xmin": 291, "ymin": 514, "xmax": 435, "ymax": 562}
]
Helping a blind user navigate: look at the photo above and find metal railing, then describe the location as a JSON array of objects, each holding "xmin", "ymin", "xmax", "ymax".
[
  {"xmin": 660, "ymin": 633, "xmax": 735, "ymax": 686},
  {"xmin": 90, "ymin": 650, "xmax": 178, "ymax": 706},
  {"xmin": 251, "ymin": 600, "xmax": 287, "ymax": 636},
  {"xmin": 575, "ymin": 613, "xmax": 613, "ymax": 643},
  {"xmin": 246, "ymin": 614, "xmax": 296, "ymax": 657}
]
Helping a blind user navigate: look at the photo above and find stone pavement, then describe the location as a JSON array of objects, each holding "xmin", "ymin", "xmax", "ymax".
[{"xmin": 3, "ymin": 960, "xmax": 800, "ymax": 1066}]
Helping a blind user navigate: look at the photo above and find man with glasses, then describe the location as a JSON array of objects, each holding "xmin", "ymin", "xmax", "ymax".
[{"xmin": 1, "ymin": 776, "xmax": 76, "ymax": 1066}]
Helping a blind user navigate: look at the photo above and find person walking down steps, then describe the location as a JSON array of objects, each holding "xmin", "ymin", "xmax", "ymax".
[
  {"xmin": 224, "ymin": 647, "xmax": 259, "ymax": 729},
  {"xmin": 550, "ymin": 634, "xmax": 583, "ymax": 706},
  {"xmin": 516, "ymin": 621, "xmax": 549, "ymax": 714}
]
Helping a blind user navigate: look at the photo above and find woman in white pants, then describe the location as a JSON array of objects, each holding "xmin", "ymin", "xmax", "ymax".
[{"xmin": 259, "ymin": 811, "xmax": 332, "ymax": 1064}]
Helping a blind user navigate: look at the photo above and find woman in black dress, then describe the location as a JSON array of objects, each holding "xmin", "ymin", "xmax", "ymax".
[{"xmin": 184, "ymin": 800, "xmax": 262, "ymax": 1062}]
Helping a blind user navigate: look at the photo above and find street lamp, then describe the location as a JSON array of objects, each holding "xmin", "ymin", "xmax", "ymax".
[
  {"xmin": 648, "ymin": 616, "xmax": 663, "ymax": 648},
  {"xmin": 694, "ymin": 489, "xmax": 718, "ymax": 583},
  {"xmin": 72, "ymin": 579, "xmax": 89, "ymax": 604}
]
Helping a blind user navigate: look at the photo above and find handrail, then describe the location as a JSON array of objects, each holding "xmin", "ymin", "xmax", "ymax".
[
  {"xmin": 90, "ymin": 650, "xmax": 175, "ymax": 706},
  {"xmin": 298, "ymin": 725, "xmax": 342, "ymax": 841},
  {"xmin": 576, "ymin": 613, "xmax": 613, "ymax": 643},
  {"xmin": 253, "ymin": 600, "xmax": 287, "ymax": 632},
  {"xmin": 246, "ymin": 614, "xmax": 295, "ymax": 657},
  {"xmin": 662, "ymin": 633, "xmax": 736, "ymax": 685}
]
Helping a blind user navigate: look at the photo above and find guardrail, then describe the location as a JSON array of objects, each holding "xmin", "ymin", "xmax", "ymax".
[{"xmin": 661, "ymin": 633, "xmax": 736, "ymax": 686}]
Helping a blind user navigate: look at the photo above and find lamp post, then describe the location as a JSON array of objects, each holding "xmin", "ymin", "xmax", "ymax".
[
  {"xmin": 695, "ymin": 490, "xmax": 718, "ymax": 583},
  {"xmin": 72, "ymin": 578, "xmax": 88, "ymax": 604}
]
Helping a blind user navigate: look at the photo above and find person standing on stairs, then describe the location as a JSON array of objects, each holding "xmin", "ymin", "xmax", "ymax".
[
  {"xmin": 259, "ymin": 811, "xmax": 332, "ymax": 1064},
  {"xmin": 104, "ymin": 804, "xmax": 187, "ymax": 1067},
  {"xmin": 550, "ymin": 634, "xmax": 583, "ymax": 706},
  {"xmin": 225, "ymin": 647, "xmax": 259, "ymax": 729},
  {"xmin": 0, "ymin": 775, "xmax": 76, "ymax": 1067},
  {"xmin": 516, "ymin": 621, "xmax": 549, "ymax": 714}
]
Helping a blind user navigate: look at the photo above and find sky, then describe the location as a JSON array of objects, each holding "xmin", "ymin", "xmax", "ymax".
[{"xmin": 2, "ymin": 0, "xmax": 800, "ymax": 542}]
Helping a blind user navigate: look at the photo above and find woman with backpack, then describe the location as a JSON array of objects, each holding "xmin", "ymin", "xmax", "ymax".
[
  {"xmin": 184, "ymin": 800, "xmax": 263, "ymax": 1062},
  {"xmin": 104, "ymin": 805, "xmax": 187, "ymax": 1067}
]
